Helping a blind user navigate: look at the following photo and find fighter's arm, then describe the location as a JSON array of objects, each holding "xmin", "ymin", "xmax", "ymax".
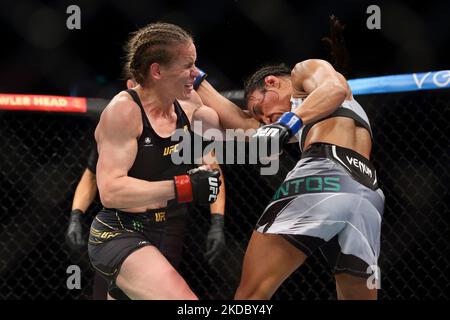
[
  {"xmin": 95, "ymin": 98, "xmax": 175, "ymax": 209},
  {"xmin": 187, "ymin": 90, "xmax": 226, "ymax": 141},
  {"xmin": 66, "ymin": 166, "xmax": 98, "ymax": 249},
  {"xmin": 71, "ymin": 168, "xmax": 97, "ymax": 213},
  {"xmin": 188, "ymin": 90, "xmax": 251, "ymax": 142},
  {"xmin": 204, "ymin": 150, "xmax": 226, "ymax": 265},
  {"xmin": 291, "ymin": 59, "xmax": 349, "ymax": 125},
  {"xmin": 197, "ymin": 80, "xmax": 260, "ymax": 130}
]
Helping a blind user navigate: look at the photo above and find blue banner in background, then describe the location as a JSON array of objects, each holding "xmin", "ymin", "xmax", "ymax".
[
  {"xmin": 221, "ymin": 70, "xmax": 450, "ymax": 102},
  {"xmin": 349, "ymin": 70, "xmax": 450, "ymax": 95}
]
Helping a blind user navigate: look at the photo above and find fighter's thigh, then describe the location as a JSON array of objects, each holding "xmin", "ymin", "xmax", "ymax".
[
  {"xmin": 116, "ymin": 245, "xmax": 196, "ymax": 300},
  {"xmin": 334, "ymin": 273, "xmax": 377, "ymax": 300},
  {"xmin": 236, "ymin": 231, "xmax": 307, "ymax": 298}
]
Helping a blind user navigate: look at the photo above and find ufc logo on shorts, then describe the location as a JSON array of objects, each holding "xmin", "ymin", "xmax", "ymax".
[
  {"xmin": 254, "ymin": 127, "xmax": 280, "ymax": 137},
  {"xmin": 208, "ymin": 177, "xmax": 219, "ymax": 202}
]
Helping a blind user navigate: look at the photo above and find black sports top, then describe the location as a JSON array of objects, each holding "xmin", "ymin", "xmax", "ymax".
[{"xmin": 126, "ymin": 89, "xmax": 195, "ymax": 182}]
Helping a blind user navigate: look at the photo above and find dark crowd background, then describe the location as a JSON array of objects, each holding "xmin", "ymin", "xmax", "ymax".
[
  {"xmin": 1, "ymin": 0, "xmax": 449, "ymax": 96},
  {"xmin": 0, "ymin": 0, "xmax": 449, "ymax": 300}
]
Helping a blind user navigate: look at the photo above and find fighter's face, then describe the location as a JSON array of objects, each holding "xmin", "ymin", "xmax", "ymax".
[
  {"xmin": 160, "ymin": 41, "xmax": 199, "ymax": 99},
  {"xmin": 247, "ymin": 84, "xmax": 292, "ymax": 124}
]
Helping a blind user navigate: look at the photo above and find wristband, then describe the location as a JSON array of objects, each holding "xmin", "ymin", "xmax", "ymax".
[
  {"xmin": 70, "ymin": 209, "xmax": 84, "ymax": 216},
  {"xmin": 193, "ymin": 67, "xmax": 207, "ymax": 90},
  {"xmin": 174, "ymin": 175, "xmax": 193, "ymax": 203},
  {"xmin": 277, "ymin": 112, "xmax": 303, "ymax": 136},
  {"xmin": 69, "ymin": 209, "xmax": 84, "ymax": 222},
  {"xmin": 210, "ymin": 213, "xmax": 224, "ymax": 225}
]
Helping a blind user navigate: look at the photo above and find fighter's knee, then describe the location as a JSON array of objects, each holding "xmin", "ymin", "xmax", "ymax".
[
  {"xmin": 234, "ymin": 286, "xmax": 253, "ymax": 300},
  {"xmin": 339, "ymin": 288, "xmax": 377, "ymax": 300},
  {"xmin": 234, "ymin": 282, "xmax": 271, "ymax": 300},
  {"xmin": 234, "ymin": 285, "xmax": 248, "ymax": 300},
  {"xmin": 115, "ymin": 272, "xmax": 134, "ymax": 295},
  {"xmin": 335, "ymin": 273, "xmax": 378, "ymax": 300},
  {"xmin": 152, "ymin": 268, "xmax": 197, "ymax": 299}
]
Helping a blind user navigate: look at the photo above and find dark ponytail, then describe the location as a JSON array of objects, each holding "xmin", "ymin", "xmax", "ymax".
[{"xmin": 321, "ymin": 15, "xmax": 350, "ymax": 77}]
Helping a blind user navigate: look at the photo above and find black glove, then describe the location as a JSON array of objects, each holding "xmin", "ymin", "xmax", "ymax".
[
  {"xmin": 253, "ymin": 122, "xmax": 291, "ymax": 145},
  {"xmin": 66, "ymin": 209, "xmax": 87, "ymax": 250},
  {"xmin": 205, "ymin": 213, "xmax": 226, "ymax": 265},
  {"xmin": 174, "ymin": 168, "xmax": 221, "ymax": 206},
  {"xmin": 252, "ymin": 112, "xmax": 303, "ymax": 159}
]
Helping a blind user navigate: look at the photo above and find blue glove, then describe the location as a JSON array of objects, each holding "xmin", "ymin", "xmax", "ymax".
[{"xmin": 193, "ymin": 67, "xmax": 207, "ymax": 90}]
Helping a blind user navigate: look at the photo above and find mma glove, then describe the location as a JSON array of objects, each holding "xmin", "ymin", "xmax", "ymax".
[
  {"xmin": 174, "ymin": 167, "xmax": 221, "ymax": 206},
  {"xmin": 253, "ymin": 112, "xmax": 303, "ymax": 157},
  {"xmin": 66, "ymin": 209, "xmax": 87, "ymax": 250},
  {"xmin": 205, "ymin": 213, "xmax": 226, "ymax": 265}
]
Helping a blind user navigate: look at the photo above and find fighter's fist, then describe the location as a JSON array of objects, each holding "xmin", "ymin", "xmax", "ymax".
[{"xmin": 174, "ymin": 166, "xmax": 221, "ymax": 206}]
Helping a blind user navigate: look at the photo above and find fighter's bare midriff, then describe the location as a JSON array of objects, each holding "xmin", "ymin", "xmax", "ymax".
[{"xmin": 303, "ymin": 116, "xmax": 372, "ymax": 160}]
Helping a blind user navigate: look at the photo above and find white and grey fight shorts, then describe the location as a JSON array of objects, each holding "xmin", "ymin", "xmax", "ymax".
[{"xmin": 256, "ymin": 143, "xmax": 385, "ymax": 277}]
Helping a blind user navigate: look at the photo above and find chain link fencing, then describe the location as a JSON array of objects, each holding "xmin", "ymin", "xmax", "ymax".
[{"xmin": 0, "ymin": 89, "xmax": 449, "ymax": 299}]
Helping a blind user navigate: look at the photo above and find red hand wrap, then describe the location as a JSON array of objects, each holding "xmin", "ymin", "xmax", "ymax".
[{"xmin": 174, "ymin": 175, "xmax": 193, "ymax": 203}]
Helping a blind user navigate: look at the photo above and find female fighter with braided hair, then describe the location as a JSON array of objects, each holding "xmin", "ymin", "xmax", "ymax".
[{"xmin": 89, "ymin": 22, "xmax": 225, "ymax": 300}]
